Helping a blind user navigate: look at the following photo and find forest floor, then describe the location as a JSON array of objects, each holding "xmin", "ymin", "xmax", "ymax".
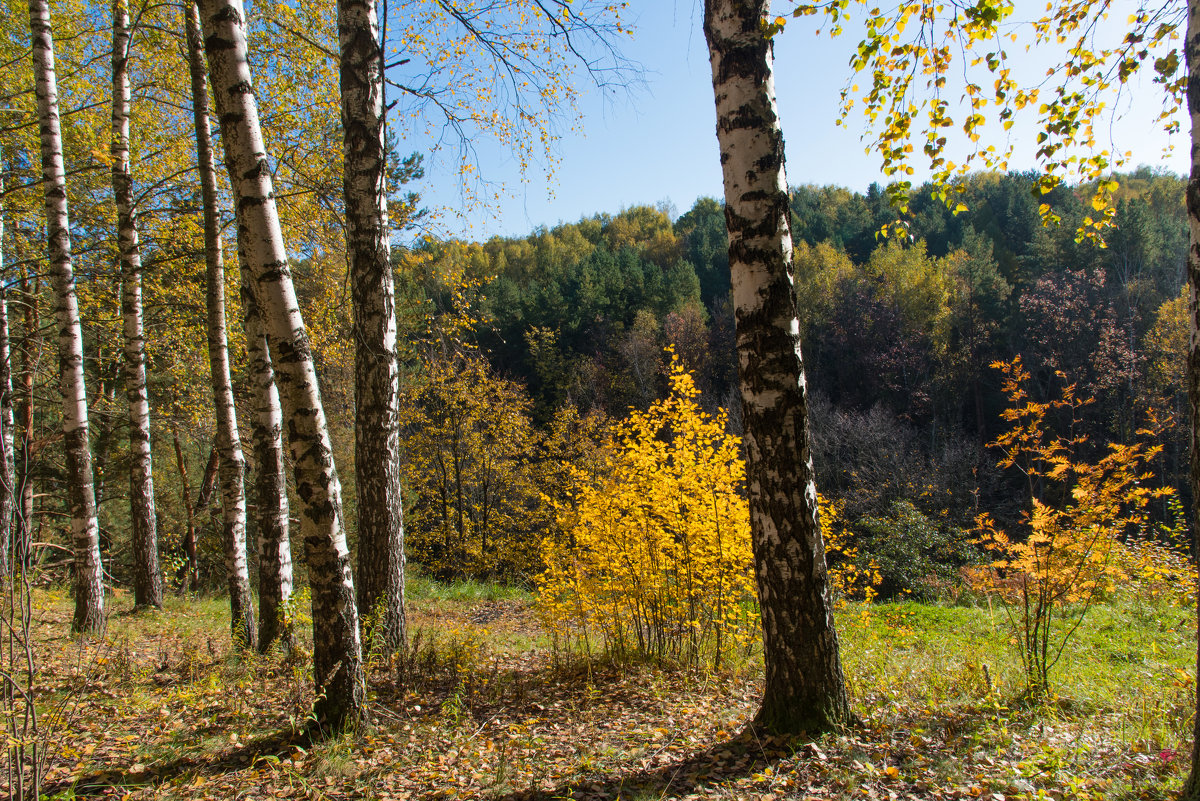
[{"xmin": 6, "ymin": 576, "xmax": 1195, "ymax": 801}]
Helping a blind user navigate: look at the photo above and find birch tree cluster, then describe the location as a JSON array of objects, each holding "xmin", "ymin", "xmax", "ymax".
[{"xmin": 0, "ymin": 0, "xmax": 632, "ymax": 732}]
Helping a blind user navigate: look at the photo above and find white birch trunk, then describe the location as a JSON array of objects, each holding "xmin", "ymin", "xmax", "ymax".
[
  {"xmin": 0, "ymin": 275, "xmax": 13, "ymax": 580},
  {"xmin": 704, "ymin": 0, "xmax": 849, "ymax": 733},
  {"xmin": 0, "ymin": 159, "xmax": 14, "ymax": 577},
  {"xmin": 112, "ymin": 0, "xmax": 162, "ymax": 609},
  {"xmin": 340, "ymin": 0, "xmax": 406, "ymax": 652},
  {"xmin": 195, "ymin": 0, "xmax": 364, "ymax": 730},
  {"xmin": 184, "ymin": 2, "xmax": 255, "ymax": 647},
  {"xmin": 28, "ymin": 0, "xmax": 104, "ymax": 633},
  {"xmin": 241, "ymin": 270, "xmax": 293, "ymax": 652}
]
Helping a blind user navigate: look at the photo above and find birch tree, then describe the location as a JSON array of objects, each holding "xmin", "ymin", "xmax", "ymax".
[
  {"xmin": 195, "ymin": 0, "xmax": 365, "ymax": 729},
  {"xmin": 241, "ymin": 272, "xmax": 293, "ymax": 652},
  {"xmin": 28, "ymin": 0, "xmax": 103, "ymax": 633},
  {"xmin": 774, "ymin": 0, "xmax": 1199, "ymax": 781},
  {"xmin": 112, "ymin": 0, "xmax": 162, "ymax": 609},
  {"xmin": 0, "ymin": 209, "xmax": 13, "ymax": 579},
  {"xmin": 339, "ymin": 0, "xmax": 405, "ymax": 652},
  {"xmin": 703, "ymin": 0, "xmax": 849, "ymax": 733},
  {"xmin": 184, "ymin": 2, "xmax": 254, "ymax": 647}
]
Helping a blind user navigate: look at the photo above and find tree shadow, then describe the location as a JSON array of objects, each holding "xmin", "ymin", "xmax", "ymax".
[
  {"xmin": 496, "ymin": 725, "xmax": 803, "ymax": 801},
  {"xmin": 40, "ymin": 727, "xmax": 307, "ymax": 799}
]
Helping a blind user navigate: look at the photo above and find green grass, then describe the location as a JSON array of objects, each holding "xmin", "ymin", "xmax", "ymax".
[{"xmin": 405, "ymin": 565, "xmax": 532, "ymax": 604}]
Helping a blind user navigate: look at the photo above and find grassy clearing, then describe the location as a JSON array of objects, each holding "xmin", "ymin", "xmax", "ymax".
[{"xmin": 4, "ymin": 582, "xmax": 1194, "ymax": 800}]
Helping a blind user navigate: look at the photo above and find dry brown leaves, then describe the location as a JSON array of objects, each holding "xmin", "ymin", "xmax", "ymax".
[{"xmin": 9, "ymin": 593, "xmax": 1189, "ymax": 801}]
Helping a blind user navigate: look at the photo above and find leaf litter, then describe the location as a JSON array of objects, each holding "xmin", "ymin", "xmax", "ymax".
[{"xmin": 10, "ymin": 591, "xmax": 1192, "ymax": 800}]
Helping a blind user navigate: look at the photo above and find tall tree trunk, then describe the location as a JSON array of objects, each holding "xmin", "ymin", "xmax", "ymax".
[
  {"xmin": 13, "ymin": 274, "xmax": 40, "ymax": 569},
  {"xmin": 112, "ymin": 0, "xmax": 161, "ymax": 610},
  {"xmin": 242, "ymin": 272, "xmax": 293, "ymax": 652},
  {"xmin": 339, "ymin": 0, "xmax": 405, "ymax": 652},
  {"xmin": 184, "ymin": 2, "xmax": 254, "ymax": 649},
  {"xmin": 0, "ymin": 160, "xmax": 15, "ymax": 578},
  {"xmin": 703, "ymin": 0, "xmax": 849, "ymax": 734},
  {"xmin": 195, "ymin": 0, "xmax": 364, "ymax": 730},
  {"xmin": 28, "ymin": 0, "xmax": 104, "ymax": 633},
  {"xmin": 1182, "ymin": 0, "xmax": 1200, "ymax": 796}
]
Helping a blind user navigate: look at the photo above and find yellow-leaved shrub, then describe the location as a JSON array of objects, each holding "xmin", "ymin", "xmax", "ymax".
[
  {"xmin": 822, "ymin": 496, "xmax": 882, "ymax": 605},
  {"xmin": 537, "ymin": 356, "xmax": 756, "ymax": 668}
]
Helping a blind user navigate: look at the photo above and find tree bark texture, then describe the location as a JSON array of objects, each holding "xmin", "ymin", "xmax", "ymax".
[
  {"xmin": 112, "ymin": 0, "xmax": 162, "ymax": 609},
  {"xmin": 0, "ymin": 293, "xmax": 14, "ymax": 581},
  {"xmin": 241, "ymin": 271, "xmax": 293, "ymax": 652},
  {"xmin": 185, "ymin": 2, "xmax": 254, "ymax": 648},
  {"xmin": 703, "ymin": 0, "xmax": 850, "ymax": 734},
  {"xmin": 339, "ymin": 0, "xmax": 406, "ymax": 652},
  {"xmin": 1182, "ymin": 1, "xmax": 1200, "ymax": 797},
  {"xmin": 0, "ymin": 169, "xmax": 14, "ymax": 578},
  {"xmin": 28, "ymin": 0, "xmax": 104, "ymax": 633},
  {"xmin": 196, "ymin": 0, "xmax": 364, "ymax": 730}
]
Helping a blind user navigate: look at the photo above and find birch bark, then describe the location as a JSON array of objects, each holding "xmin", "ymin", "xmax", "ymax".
[
  {"xmin": 185, "ymin": 1, "xmax": 254, "ymax": 647},
  {"xmin": 0, "ymin": 162, "xmax": 14, "ymax": 578},
  {"xmin": 703, "ymin": 0, "xmax": 849, "ymax": 733},
  {"xmin": 1182, "ymin": 0, "xmax": 1200, "ymax": 795},
  {"xmin": 112, "ymin": 0, "xmax": 162, "ymax": 609},
  {"xmin": 0, "ymin": 270, "xmax": 13, "ymax": 580},
  {"xmin": 196, "ymin": 0, "xmax": 364, "ymax": 730},
  {"xmin": 242, "ymin": 271, "xmax": 293, "ymax": 652},
  {"xmin": 340, "ymin": 0, "xmax": 405, "ymax": 652},
  {"xmin": 28, "ymin": 0, "xmax": 104, "ymax": 633}
]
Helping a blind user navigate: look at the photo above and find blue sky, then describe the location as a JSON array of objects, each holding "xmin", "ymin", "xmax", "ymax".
[{"xmin": 412, "ymin": 0, "xmax": 1189, "ymax": 241}]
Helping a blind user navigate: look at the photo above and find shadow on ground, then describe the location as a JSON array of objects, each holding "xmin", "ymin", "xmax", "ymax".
[
  {"xmin": 498, "ymin": 726, "xmax": 803, "ymax": 801},
  {"xmin": 41, "ymin": 728, "xmax": 306, "ymax": 799}
]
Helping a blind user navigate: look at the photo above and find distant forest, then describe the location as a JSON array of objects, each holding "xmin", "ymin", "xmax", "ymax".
[{"xmin": 392, "ymin": 168, "xmax": 1187, "ymax": 592}]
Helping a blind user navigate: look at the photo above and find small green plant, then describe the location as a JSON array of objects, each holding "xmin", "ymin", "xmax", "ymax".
[{"xmin": 856, "ymin": 501, "xmax": 977, "ymax": 600}]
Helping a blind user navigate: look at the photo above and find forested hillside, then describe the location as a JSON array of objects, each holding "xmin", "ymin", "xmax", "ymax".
[{"xmin": 396, "ymin": 168, "xmax": 1188, "ymax": 594}]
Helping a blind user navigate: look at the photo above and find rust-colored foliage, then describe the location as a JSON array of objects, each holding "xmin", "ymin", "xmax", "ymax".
[{"xmin": 971, "ymin": 357, "xmax": 1173, "ymax": 694}]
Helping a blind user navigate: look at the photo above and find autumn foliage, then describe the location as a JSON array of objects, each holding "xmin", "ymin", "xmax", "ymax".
[
  {"xmin": 971, "ymin": 358, "xmax": 1174, "ymax": 693},
  {"xmin": 537, "ymin": 357, "xmax": 756, "ymax": 668}
]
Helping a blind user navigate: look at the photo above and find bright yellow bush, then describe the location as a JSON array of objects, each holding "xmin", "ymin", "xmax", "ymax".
[
  {"xmin": 537, "ymin": 355, "xmax": 756, "ymax": 668},
  {"xmin": 821, "ymin": 496, "xmax": 882, "ymax": 605}
]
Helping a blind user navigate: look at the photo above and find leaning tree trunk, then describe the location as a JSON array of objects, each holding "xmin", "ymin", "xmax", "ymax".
[
  {"xmin": 241, "ymin": 271, "xmax": 293, "ymax": 652},
  {"xmin": 1181, "ymin": 0, "xmax": 1200, "ymax": 797},
  {"xmin": 195, "ymin": 0, "xmax": 364, "ymax": 731},
  {"xmin": 112, "ymin": 0, "xmax": 162, "ymax": 610},
  {"xmin": 703, "ymin": 0, "xmax": 849, "ymax": 734},
  {"xmin": 340, "ymin": 0, "xmax": 406, "ymax": 652},
  {"xmin": 184, "ymin": 2, "xmax": 254, "ymax": 649},
  {"xmin": 28, "ymin": 0, "xmax": 104, "ymax": 633}
]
